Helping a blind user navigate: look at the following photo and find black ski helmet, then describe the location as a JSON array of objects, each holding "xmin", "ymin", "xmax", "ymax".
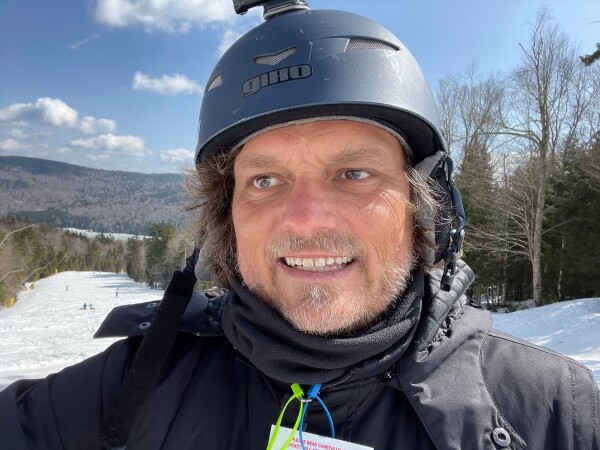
[
  {"xmin": 195, "ymin": 2, "xmax": 465, "ymax": 290},
  {"xmin": 196, "ymin": 8, "xmax": 443, "ymax": 164}
]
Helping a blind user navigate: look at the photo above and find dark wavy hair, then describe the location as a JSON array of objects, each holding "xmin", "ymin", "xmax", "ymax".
[{"xmin": 184, "ymin": 149, "xmax": 440, "ymax": 288}]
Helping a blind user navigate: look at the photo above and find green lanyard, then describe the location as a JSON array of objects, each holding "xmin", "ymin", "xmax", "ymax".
[{"xmin": 266, "ymin": 383, "xmax": 306, "ymax": 450}]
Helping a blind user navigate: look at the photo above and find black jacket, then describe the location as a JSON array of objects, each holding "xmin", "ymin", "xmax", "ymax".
[{"xmin": 1, "ymin": 263, "xmax": 598, "ymax": 449}]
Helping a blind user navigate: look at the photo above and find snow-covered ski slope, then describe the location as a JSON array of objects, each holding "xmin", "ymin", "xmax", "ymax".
[
  {"xmin": 0, "ymin": 271, "xmax": 162, "ymax": 390},
  {"xmin": 0, "ymin": 271, "xmax": 598, "ymax": 391}
]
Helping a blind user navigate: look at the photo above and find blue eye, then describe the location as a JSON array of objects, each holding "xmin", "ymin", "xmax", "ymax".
[
  {"xmin": 343, "ymin": 170, "xmax": 370, "ymax": 180},
  {"xmin": 252, "ymin": 175, "xmax": 279, "ymax": 188}
]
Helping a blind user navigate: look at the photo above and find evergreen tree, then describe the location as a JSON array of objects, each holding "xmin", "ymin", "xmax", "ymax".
[
  {"xmin": 84, "ymin": 239, "xmax": 101, "ymax": 271},
  {"xmin": 544, "ymin": 140, "xmax": 600, "ymax": 299},
  {"xmin": 145, "ymin": 222, "xmax": 177, "ymax": 288},
  {"xmin": 455, "ymin": 137, "xmax": 504, "ymax": 303},
  {"xmin": 581, "ymin": 43, "xmax": 600, "ymax": 66},
  {"xmin": 126, "ymin": 237, "xmax": 146, "ymax": 283}
]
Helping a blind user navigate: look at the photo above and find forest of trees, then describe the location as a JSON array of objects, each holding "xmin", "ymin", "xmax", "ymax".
[
  {"xmin": 0, "ymin": 156, "xmax": 186, "ymax": 235},
  {"xmin": 0, "ymin": 218, "xmax": 198, "ymax": 307},
  {"xmin": 439, "ymin": 10, "xmax": 600, "ymax": 306}
]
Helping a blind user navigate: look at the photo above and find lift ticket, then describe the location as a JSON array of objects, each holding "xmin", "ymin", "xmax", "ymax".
[{"xmin": 268, "ymin": 425, "xmax": 374, "ymax": 450}]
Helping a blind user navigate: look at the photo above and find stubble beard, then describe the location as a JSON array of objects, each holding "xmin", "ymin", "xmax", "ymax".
[{"xmin": 242, "ymin": 232, "xmax": 415, "ymax": 336}]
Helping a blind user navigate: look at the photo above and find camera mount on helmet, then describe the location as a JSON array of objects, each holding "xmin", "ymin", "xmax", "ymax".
[{"xmin": 233, "ymin": 0, "xmax": 310, "ymax": 19}]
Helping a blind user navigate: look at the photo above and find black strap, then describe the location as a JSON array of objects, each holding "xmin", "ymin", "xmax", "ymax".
[
  {"xmin": 100, "ymin": 270, "xmax": 196, "ymax": 449},
  {"xmin": 440, "ymin": 156, "xmax": 466, "ymax": 292}
]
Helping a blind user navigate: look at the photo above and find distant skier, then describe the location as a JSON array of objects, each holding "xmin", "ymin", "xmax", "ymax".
[
  {"xmin": 65, "ymin": 285, "xmax": 69, "ymax": 291},
  {"xmin": 89, "ymin": 303, "xmax": 95, "ymax": 310},
  {"xmin": 115, "ymin": 288, "xmax": 119, "ymax": 299},
  {"xmin": 80, "ymin": 303, "xmax": 87, "ymax": 310}
]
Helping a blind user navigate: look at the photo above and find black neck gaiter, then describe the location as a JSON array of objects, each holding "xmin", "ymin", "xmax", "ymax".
[{"xmin": 221, "ymin": 267, "xmax": 424, "ymax": 385}]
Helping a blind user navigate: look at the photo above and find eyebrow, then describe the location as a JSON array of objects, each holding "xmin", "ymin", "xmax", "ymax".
[
  {"xmin": 236, "ymin": 154, "xmax": 279, "ymax": 170},
  {"xmin": 328, "ymin": 147, "xmax": 388, "ymax": 166}
]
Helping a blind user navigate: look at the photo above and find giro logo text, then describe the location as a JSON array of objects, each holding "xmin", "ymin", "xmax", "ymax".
[{"xmin": 242, "ymin": 64, "xmax": 312, "ymax": 96}]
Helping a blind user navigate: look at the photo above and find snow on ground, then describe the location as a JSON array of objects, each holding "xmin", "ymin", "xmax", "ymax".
[
  {"xmin": 63, "ymin": 228, "xmax": 148, "ymax": 242},
  {"xmin": 492, "ymin": 298, "xmax": 600, "ymax": 385},
  {"xmin": 0, "ymin": 271, "xmax": 162, "ymax": 391},
  {"xmin": 0, "ymin": 271, "xmax": 598, "ymax": 392}
]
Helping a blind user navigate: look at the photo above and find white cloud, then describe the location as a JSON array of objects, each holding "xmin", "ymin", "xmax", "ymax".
[
  {"xmin": 71, "ymin": 133, "xmax": 150, "ymax": 157},
  {"xmin": 133, "ymin": 71, "xmax": 202, "ymax": 95},
  {"xmin": 37, "ymin": 98, "xmax": 80, "ymax": 127},
  {"xmin": 70, "ymin": 33, "xmax": 100, "ymax": 51},
  {"xmin": 56, "ymin": 147, "xmax": 72, "ymax": 154},
  {"xmin": 0, "ymin": 98, "xmax": 118, "ymax": 134},
  {"xmin": 93, "ymin": 0, "xmax": 234, "ymax": 33},
  {"xmin": 0, "ymin": 139, "xmax": 29, "ymax": 151},
  {"xmin": 0, "ymin": 98, "xmax": 79, "ymax": 128},
  {"xmin": 80, "ymin": 116, "xmax": 117, "ymax": 134},
  {"xmin": 160, "ymin": 147, "xmax": 195, "ymax": 165}
]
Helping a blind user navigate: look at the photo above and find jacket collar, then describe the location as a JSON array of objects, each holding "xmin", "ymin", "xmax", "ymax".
[{"xmin": 382, "ymin": 261, "xmax": 528, "ymax": 449}]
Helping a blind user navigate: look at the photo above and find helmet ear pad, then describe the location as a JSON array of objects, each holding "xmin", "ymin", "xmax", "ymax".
[{"xmin": 413, "ymin": 151, "xmax": 455, "ymax": 265}]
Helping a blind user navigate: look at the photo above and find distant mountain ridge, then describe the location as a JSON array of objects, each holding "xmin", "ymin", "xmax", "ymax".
[{"xmin": 0, "ymin": 156, "xmax": 188, "ymax": 235}]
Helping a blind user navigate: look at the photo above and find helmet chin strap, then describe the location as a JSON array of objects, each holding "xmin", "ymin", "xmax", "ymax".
[{"xmin": 440, "ymin": 156, "xmax": 466, "ymax": 292}]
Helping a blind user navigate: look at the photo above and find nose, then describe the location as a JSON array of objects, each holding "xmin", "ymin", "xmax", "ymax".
[{"xmin": 280, "ymin": 178, "xmax": 338, "ymax": 236}]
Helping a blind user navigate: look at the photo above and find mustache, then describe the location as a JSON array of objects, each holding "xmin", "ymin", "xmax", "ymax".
[{"xmin": 266, "ymin": 232, "xmax": 365, "ymax": 260}]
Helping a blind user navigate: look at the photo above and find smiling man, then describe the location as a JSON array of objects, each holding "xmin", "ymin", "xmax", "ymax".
[
  {"xmin": 233, "ymin": 120, "xmax": 415, "ymax": 335},
  {"xmin": 1, "ymin": 1, "xmax": 598, "ymax": 449}
]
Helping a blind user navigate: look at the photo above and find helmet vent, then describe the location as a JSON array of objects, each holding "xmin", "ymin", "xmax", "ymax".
[
  {"xmin": 345, "ymin": 38, "xmax": 398, "ymax": 53},
  {"xmin": 255, "ymin": 47, "xmax": 296, "ymax": 66},
  {"xmin": 206, "ymin": 75, "xmax": 223, "ymax": 92}
]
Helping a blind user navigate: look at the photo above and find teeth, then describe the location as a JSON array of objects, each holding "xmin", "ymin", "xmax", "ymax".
[{"xmin": 283, "ymin": 256, "xmax": 354, "ymax": 270}]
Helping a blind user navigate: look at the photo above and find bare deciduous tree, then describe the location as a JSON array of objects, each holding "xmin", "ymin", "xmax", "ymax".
[
  {"xmin": 438, "ymin": 65, "xmax": 504, "ymax": 165},
  {"xmin": 496, "ymin": 9, "xmax": 599, "ymax": 305}
]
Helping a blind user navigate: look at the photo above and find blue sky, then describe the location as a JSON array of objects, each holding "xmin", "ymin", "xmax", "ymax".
[{"xmin": 1, "ymin": 0, "xmax": 598, "ymax": 173}]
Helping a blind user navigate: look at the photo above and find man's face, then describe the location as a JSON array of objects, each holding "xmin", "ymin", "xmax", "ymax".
[{"xmin": 232, "ymin": 120, "xmax": 414, "ymax": 335}]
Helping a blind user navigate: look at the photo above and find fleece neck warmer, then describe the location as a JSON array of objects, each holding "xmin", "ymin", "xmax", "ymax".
[{"xmin": 221, "ymin": 267, "xmax": 424, "ymax": 385}]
